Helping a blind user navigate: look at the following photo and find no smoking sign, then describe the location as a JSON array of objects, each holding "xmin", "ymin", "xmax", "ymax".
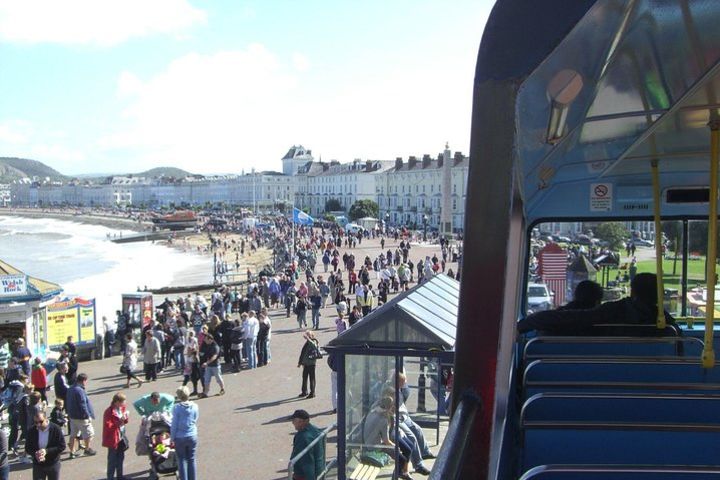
[{"xmin": 590, "ymin": 183, "xmax": 612, "ymax": 212}]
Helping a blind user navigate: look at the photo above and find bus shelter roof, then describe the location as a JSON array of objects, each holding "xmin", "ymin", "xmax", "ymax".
[{"xmin": 327, "ymin": 274, "xmax": 459, "ymax": 351}]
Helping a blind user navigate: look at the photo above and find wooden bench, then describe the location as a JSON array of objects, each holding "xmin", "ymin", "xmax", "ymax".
[{"xmin": 350, "ymin": 463, "xmax": 381, "ymax": 480}]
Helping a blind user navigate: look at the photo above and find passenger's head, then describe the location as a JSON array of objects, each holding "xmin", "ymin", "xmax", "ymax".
[
  {"xmin": 150, "ymin": 392, "xmax": 161, "ymax": 405},
  {"xmin": 573, "ymin": 280, "xmax": 604, "ymax": 308},
  {"xmin": 631, "ymin": 272, "xmax": 658, "ymax": 306}
]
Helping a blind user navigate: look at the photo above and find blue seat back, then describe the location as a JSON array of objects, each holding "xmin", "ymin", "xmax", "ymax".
[
  {"xmin": 521, "ymin": 393, "xmax": 720, "ymax": 425},
  {"xmin": 522, "ymin": 428, "xmax": 720, "ymax": 471},
  {"xmin": 519, "ymin": 465, "xmax": 720, "ymax": 480},
  {"xmin": 524, "ymin": 336, "xmax": 704, "ymax": 360}
]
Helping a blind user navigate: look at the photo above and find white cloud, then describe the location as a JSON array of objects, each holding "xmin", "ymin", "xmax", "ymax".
[
  {"xmin": 292, "ymin": 53, "xmax": 310, "ymax": 72},
  {"xmin": 0, "ymin": 120, "xmax": 32, "ymax": 144},
  {"xmin": 97, "ymin": 42, "xmax": 474, "ymax": 174},
  {"xmin": 99, "ymin": 44, "xmax": 301, "ymax": 172},
  {"xmin": 0, "ymin": 0, "xmax": 206, "ymax": 46}
]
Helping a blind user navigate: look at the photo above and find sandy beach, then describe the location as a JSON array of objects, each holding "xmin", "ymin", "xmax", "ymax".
[{"xmin": 1, "ymin": 207, "xmax": 275, "ymax": 290}]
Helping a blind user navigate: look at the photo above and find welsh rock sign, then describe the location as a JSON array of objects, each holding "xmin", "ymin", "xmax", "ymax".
[{"xmin": 0, "ymin": 274, "xmax": 27, "ymax": 296}]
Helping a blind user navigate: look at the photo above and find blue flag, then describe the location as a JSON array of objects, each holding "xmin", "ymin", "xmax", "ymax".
[{"xmin": 293, "ymin": 207, "xmax": 314, "ymax": 226}]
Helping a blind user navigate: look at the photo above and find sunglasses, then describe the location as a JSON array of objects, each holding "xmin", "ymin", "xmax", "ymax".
[{"xmin": 34, "ymin": 420, "xmax": 45, "ymax": 425}]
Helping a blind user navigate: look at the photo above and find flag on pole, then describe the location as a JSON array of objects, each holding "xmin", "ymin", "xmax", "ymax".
[{"xmin": 293, "ymin": 208, "xmax": 314, "ymax": 226}]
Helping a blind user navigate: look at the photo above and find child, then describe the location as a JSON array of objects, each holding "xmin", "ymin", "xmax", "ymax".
[
  {"xmin": 30, "ymin": 358, "xmax": 48, "ymax": 403},
  {"xmin": 49, "ymin": 398, "xmax": 68, "ymax": 432}
]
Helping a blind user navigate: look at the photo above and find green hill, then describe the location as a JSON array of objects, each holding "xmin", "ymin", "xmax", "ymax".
[
  {"xmin": 138, "ymin": 167, "xmax": 190, "ymax": 178},
  {"xmin": 0, "ymin": 157, "xmax": 66, "ymax": 183}
]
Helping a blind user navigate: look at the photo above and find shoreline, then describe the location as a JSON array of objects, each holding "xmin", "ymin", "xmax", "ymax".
[
  {"xmin": 1, "ymin": 208, "xmax": 273, "ymax": 291},
  {"xmin": 0, "ymin": 207, "xmax": 151, "ymax": 232}
]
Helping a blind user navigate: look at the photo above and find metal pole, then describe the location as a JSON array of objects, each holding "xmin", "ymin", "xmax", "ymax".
[
  {"xmin": 428, "ymin": 389, "xmax": 482, "ymax": 480},
  {"xmin": 650, "ymin": 159, "xmax": 666, "ymax": 329},
  {"xmin": 418, "ymin": 359, "xmax": 426, "ymax": 412},
  {"xmin": 252, "ymin": 168, "xmax": 257, "ymax": 216},
  {"xmin": 682, "ymin": 219, "xmax": 689, "ymax": 317},
  {"xmin": 213, "ymin": 252, "xmax": 217, "ymax": 284},
  {"xmin": 702, "ymin": 121, "xmax": 719, "ymax": 368}
]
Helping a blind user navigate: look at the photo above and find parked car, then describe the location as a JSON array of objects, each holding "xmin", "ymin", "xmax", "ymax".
[{"xmin": 527, "ymin": 283, "xmax": 554, "ymax": 313}]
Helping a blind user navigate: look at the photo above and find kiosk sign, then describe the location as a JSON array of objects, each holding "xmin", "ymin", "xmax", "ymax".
[{"xmin": 0, "ymin": 275, "xmax": 27, "ymax": 296}]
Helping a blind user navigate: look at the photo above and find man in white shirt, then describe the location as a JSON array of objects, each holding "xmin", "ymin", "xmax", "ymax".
[{"xmin": 243, "ymin": 312, "xmax": 260, "ymax": 369}]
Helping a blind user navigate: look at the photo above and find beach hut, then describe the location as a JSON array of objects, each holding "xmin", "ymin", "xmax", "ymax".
[
  {"xmin": 326, "ymin": 274, "xmax": 458, "ymax": 479},
  {"xmin": 566, "ymin": 254, "xmax": 597, "ymax": 301},
  {"xmin": 0, "ymin": 259, "xmax": 62, "ymax": 358}
]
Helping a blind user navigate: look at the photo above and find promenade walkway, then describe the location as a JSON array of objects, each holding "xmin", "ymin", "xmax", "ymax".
[{"xmin": 8, "ymin": 236, "xmax": 457, "ymax": 480}]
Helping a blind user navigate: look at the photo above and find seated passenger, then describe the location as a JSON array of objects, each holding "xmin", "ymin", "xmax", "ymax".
[
  {"xmin": 560, "ymin": 280, "xmax": 604, "ymax": 310},
  {"xmin": 518, "ymin": 273, "xmax": 676, "ymax": 335}
]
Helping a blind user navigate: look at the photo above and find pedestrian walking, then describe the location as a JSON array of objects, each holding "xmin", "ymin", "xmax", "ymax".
[
  {"xmin": 183, "ymin": 331, "xmax": 203, "ymax": 396},
  {"xmin": 297, "ymin": 331, "xmax": 321, "ymax": 399},
  {"xmin": 0, "ymin": 427, "xmax": 8, "ymax": 480},
  {"xmin": 289, "ymin": 409, "xmax": 325, "ymax": 480},
  {"xmin": 172, "ymin": 386, "xmax": 199, "ymax": 480},
  {"xmin": 199, "ymin": 334, "xmax": 225, "ymax": 398},
  {"xmin": 26, "ymin": 411, "xmax": 66, "ymax": 480},
  {"xmin": 122, "ymin": 333, "xmax": 143, "ymax": 388},
  {"xmin": 30, "ymin": 357, "xmax": 48, "ymax": 403},
  {"xmin": 102, "ymin": 393, "xmax": 129, "ymax": 480},
  {"xmin": 66, "ymin": 373, "xmax": 97, "ymax": 458},
  {"xmin": 142, "ymin": 331, "xmax": 161, "ymax": 382}
]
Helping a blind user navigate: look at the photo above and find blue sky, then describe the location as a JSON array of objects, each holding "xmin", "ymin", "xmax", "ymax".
[{"xmin": 0, "ymin": 0, "xmax": 493, "ymax": 175}]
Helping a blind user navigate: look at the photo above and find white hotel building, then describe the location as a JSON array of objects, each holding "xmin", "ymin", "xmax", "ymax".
[{"xmin": 9, "ymin": 144, "xmax": 469, "ymax": 232}]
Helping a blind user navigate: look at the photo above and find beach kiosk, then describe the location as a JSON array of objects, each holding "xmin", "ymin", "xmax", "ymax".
[
  {"xmin": 121, "ymin": 293, "xmax": 154, "ymax": 330},
  {"xmin": 326, "ymin": 274, "xmax": 458, "ymax": 480},
  {"xmin": 0, "ymin": 259, "xmax": 62, "ymax": 359}
]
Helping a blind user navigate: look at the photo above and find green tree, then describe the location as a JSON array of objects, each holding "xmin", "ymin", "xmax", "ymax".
[
  {"xmin": 325, "ymin": 198, "xmax": 342, "ymax": 212},
  {"xmin": 323, "ymin": 213, "xmax": 336, "ymax": 222},
  {"xmin": 594, "ymin": 222, "xmax": 628, "ymax": 250},
  {"xmin": 348, "ymin": 199, "xmax": 379, "ymax": 221}
]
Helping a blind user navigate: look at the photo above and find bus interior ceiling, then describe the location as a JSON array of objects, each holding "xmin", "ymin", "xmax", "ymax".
[{"xmin": 452, "ymin": 1, "xmax": 720, "ymax": 479}]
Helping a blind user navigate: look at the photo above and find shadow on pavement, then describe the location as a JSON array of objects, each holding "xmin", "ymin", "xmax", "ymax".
[{"xmin": 236, "ymin": 396, "xmax": 301, "ymax": 413}]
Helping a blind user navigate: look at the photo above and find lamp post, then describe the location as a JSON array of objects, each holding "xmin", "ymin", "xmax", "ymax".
[
  {"xmin": 252, "ymin": 168, "xmax": 257, "ymax": 216},
  {"xmin": 423, "ymin": 214, "xmax": 428, "ymax": 242}
]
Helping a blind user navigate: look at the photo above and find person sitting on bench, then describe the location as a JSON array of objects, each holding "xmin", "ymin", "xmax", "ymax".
[{"xmin": 518, "ymin": 273, "xmax": 676, "ymax": 335}]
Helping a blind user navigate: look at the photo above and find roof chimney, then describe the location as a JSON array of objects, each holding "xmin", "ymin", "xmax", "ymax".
[
  {"xmin": 395, "ymin": 157, "xmax": 403, "ymax": 169},
  {"xmin": 408, "ymin": 156, "xmax": 418, "ymax": 169},
  {"xmin": 453, "ymin": 152, "xmax": 464, "ymax": 166},
  {"xmin": 422, "ymin": 154, "xmax": 431, "ymax": 168},
  {"xmin": 437, "ymin": 153, "xmax": 444, "ymax": 168}
]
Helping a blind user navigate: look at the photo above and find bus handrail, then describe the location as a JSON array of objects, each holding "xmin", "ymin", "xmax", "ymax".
[
  {"xmin": 287, "ymin": 422, "xmax": 336, "ymax": 480},
  {"xmin": 428, "ymin": 389, "xmax": 482, "ymax": 480}
]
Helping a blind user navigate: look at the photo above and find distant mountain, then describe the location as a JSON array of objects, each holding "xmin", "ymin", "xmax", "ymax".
[
  {"xmin": 0, "ymin": 157, "xmax": 66, "ymax": 183},
  {"xmin": 0, "ymin": 157, "xmax": 194, "ymax": 183},
  {"xmin": 137, "ymin": 167, "xmax": 191, "ymax": 178}
]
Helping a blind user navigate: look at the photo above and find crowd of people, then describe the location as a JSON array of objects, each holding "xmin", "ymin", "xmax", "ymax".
[{"xmin": 0, "ymin": 218, "xmax": 461, "ymax": 480}]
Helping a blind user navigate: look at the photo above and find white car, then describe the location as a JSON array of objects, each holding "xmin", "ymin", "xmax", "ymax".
[
  {"xmin": 345, "ymin": 223, "xmax": 364, "ymax": 234},
  {"xmin": 527, "ymin": 283, "xmax": 554, "ymax": 312}
]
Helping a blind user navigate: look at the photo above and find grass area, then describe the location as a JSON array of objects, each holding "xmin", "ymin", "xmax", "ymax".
[{"xmin": 634, "ymin": 257, "xmax": 707, "ymax": 289}]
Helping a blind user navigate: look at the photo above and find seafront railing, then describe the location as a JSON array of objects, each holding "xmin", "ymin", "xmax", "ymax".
[{"xmin": 287, "ymin": 422, "xmax": 337, "ymax": 480}]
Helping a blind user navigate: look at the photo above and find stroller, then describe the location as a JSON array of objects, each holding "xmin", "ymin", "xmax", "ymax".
[{"xmin": 144, "ymin": 412, "xmax": 178, "ymax": 480}]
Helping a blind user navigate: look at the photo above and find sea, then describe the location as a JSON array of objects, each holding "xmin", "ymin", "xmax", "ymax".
[{"xmin": 0, "ymin": 215, "xmax": 212, "ymax": 322}]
